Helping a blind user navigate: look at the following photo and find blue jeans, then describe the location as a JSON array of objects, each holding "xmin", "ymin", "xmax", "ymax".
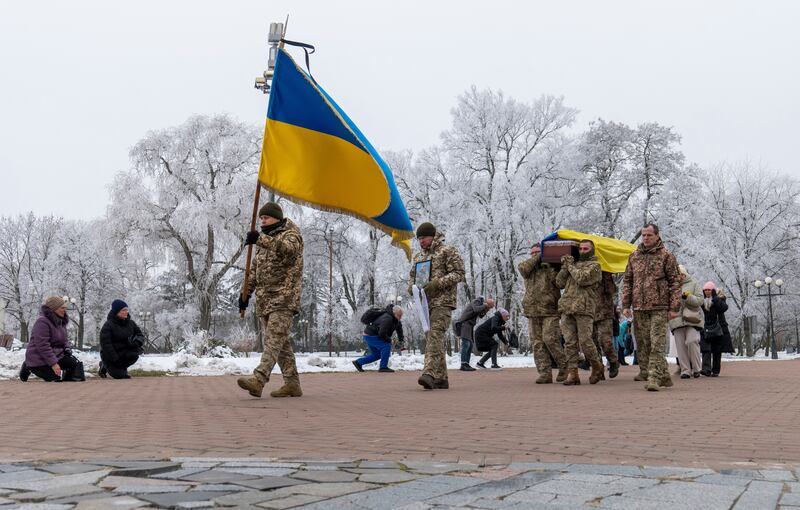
[
  {"xmin": 357, "ymin": 335, "xmax": 392, "ymax": 369},
  {"xmin": 460, "ymin": 338, "xmax": 473, "ymax": 364}
]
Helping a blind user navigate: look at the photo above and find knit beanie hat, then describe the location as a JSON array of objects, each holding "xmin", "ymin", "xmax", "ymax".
[
  {"xmin": 416, "ymin": 222, "xmax": 436, "ymax": 238},
  {"xmin": 44, "ymin": 296, "xmax": 66, "ymax": 312},
  {"xmin": 703, "ymin": 281, "xmax": 716, "ymax": 291},
  {"xmin": 498, "ymin": 308, "xmax": 509, "ymax": 319},
  {"xmin": 111, "ymin": 299, "xmax": 129, "ymax": 315},
  {"xmin": 258, "ymin": 202, "xmax": 284, "ymax": 220}
]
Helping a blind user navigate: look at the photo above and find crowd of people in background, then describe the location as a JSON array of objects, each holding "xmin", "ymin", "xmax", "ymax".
[{"xmin": 15, "ymin": 202, "xmax": 735, "ymax": 394}]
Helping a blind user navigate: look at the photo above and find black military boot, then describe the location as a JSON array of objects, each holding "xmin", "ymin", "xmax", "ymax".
[{"xmin": 19, "ymin": 362, "xmax": 30, "ymax": 382}]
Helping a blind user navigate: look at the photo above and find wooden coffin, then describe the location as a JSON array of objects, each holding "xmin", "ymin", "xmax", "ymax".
[{"xmin": 541, "ymin": 240, "xmax": 579, "ymax": 264}]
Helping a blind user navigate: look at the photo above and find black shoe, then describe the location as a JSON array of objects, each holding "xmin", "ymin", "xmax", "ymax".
[
  {"xmin": 700, "ymin": 370, "xmax": 712, "ymax": 377},
  {"xmin": 460, "ymin": 364, "xmax": 476, "ymax": 371},
  {"xmin": 378, "ymin": 367, "xmax": 395, "ymax": 373},
  {"xmin": 476, "ymin": 362, "xmax": 487, "ymax": 369},
  {"xmin": 352, "ymin": 360, "xmax": 364, "ymax": 372},
  {"xmin": 490, "ymin": 365, "xmax": 502, "ymax": 370},
  {"xmin": 98, "ymin": 361, "xmax": 107, "ymax": 379},
  {"xmin": 680, "ymin": 374, "xmax": 690, "ymax": 379},
  {"xmin": 711, "ymin": 373, "xmax": 719, "ymax": 377},
  {"xmin": 693, "ymin": 372, "xmax": 701, "ymax": 378},
  {"xmin": 19, "ymin": 362, "xmax": 30, "ymax": 382}
]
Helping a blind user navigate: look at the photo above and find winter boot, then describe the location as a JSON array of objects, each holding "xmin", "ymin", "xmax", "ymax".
[
  {"xmin": 589, "ymin": 360, "xmax": 605, "ymax": 384},
  {"xmin": 270, "ymin": 383, "xmax": 303, "ymax": 398},
  {"xmin": 476, "ymin": 362, "xmax": 487, "ymax": 369},
  {"xmin": 352, "ymin": 360, "xmax": 364, "ymax": 372},
  {"xmin": 98, "ymin": 361, "xmax": 107, "ymax": 379},
  {"xmin": 634, "ymin": 369, "xmax": 649, "ymax": 381},
  {"xmin": 645, "ymin": 378, "xmax": 660, "ymax": 391},
  {"xmin": 563, "ymin": 368, "xmax": 581, "ymax": 386},
  {"xmin": 608, "ymin": 361, "xmax": 619, "ymax": 379},
  {"xmin": 535, "ymin": 372, "xmax": 553, "ymax": 384},
  {"xmin": 555, "ymin": 368, "xmax": 568, "ymax": 383},
  {"xmin": 660, "ymin": 375, "xmax": 674, "ymax": 388},
  {"xmin": 433, "ymin": 378, "xmax": 449, "ymax": 389},
  {"xmin": 19, "ymin": 362, "xmax": 30, "ymax": 382},
  {"xmin": 460, "ymin": 363, "xmax": 476, "ymax": 371},
  {"xmin": 237, "ymin": 376, "xmax": 264, "ymax": 398},
  {"xmin": 418, "ymin": 374, "xmax": 435, "ymax": 390},
  {"xmin": 378, "ymin": 367, "xmax": 395, "ymax": 373}
]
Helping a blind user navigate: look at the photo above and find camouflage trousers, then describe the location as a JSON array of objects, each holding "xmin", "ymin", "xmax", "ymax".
[
  {"xmin": 592, "ymin": 318, "xmax": 618, "ymax": 365},
  {"xmin": 423, "ymin": 307, "xmax": 451, "ymax": 381},
  {"xmin": 633, "ymin": 310, "xmax": 668, "ymax": 382},
  {"xmin": 529, "ymin": 316, "xmax": 566, "ymax": 375},
  {"xmin": 561, "ymin": 314, "xmax": 600, "ymax": 369},
  {"xmin": 253, "ymin": 311, "xmax": 299, "ymax": 386}
]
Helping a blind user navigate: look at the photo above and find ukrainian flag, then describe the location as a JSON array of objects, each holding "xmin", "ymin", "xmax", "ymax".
[
  {"xmin": 258, "ymin": 48, "xmax": 414, "ymax": 258},
  {"xmin": 542, "ymin": 229, "xmax": 636, "ymax": 273}
]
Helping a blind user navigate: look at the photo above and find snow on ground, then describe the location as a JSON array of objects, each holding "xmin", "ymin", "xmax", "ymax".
[{"xmin": 1, "ymin": 346, "xmax": 799, "ymax": 380}]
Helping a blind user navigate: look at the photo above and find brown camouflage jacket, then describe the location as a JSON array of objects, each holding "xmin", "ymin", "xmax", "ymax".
[
  {"xmin": 555, "ymin": 255, "xmax": 602, "ymax": 317},
  {"xmin": 621, "ymin": 240, "xmax": 681, "ymax": 312},
  {"xmin": 594, "ymin": 272, "xmax": 618, "ymax": 321},
  {"xmin": 246, "ymin": 219, "xmax": 304, "ymax": 316},
  {"xmin": 518, "ymin": 254, "xmax": 561, "ymax": 318},
  {"xmin": 408, "ymin": 232, "xmax": 465, "ymax": 310}
]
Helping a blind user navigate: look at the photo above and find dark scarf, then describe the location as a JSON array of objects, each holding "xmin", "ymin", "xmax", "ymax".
[{"xmin": 261, "ymin": 218, "xmax": 287, "ymax": 236}]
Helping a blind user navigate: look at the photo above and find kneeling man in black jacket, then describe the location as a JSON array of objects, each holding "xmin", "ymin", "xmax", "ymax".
[
  {"xmin": 353, "ymin": 304, "xmax": 405, "ymax": 373},
  {"xmin": 99, "ymin": 299, "xmax": 145, "ymax": 379}
]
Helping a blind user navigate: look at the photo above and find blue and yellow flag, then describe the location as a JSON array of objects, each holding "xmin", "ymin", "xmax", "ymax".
[
  {"xmin": 258, "ymin": 48, "xmax": 414, "ymax": 258},
  {"xmin": 542, "ymin": 229, "xmax": 636, "ymax": 273}
]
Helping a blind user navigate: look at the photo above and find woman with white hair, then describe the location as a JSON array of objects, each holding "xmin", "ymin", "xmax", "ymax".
[
  {"xmin": 668, "ymin": 265, "xmax": 704, "ymax": 378},
  {"xmin": 474, "ymin": 308, "xmax": 510, "ymax": 369}
]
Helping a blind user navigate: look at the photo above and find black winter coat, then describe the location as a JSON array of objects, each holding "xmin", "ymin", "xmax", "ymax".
[
  {"xmin": 99, "ymin": 311, "xmax": 145, "ymax": 364},
  {"xmin": 701, "ymin": 296, "xmax": 734, "ymax": 354},
  {"xmin": 364, "ymin": 305, "xmax": 404, "ymax": 343},
  {"xmin": 474, "ymin": 311, "xmax": 508, "ymax": 352}
]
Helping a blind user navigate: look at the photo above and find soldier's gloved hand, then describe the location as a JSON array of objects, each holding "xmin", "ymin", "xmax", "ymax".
[
  {"xmin": 561, "ymin": 255, "xmax": 574, "ymax": 265},
  {"xmin": 238, "ymin": 295, "xmax": 250, "ymax": 312},
  {"xmin": 245, "ymin": 231, "xmax": 260, "ymax": 245},
  {"xmin": 423, "ymin": 280, "xmax": 440, "ymax": 296}
]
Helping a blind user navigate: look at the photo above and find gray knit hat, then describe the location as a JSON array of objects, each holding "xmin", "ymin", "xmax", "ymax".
[
  {"xmin": 44, "ymin": 296, "xmax": 66, "ymax": 311},
  {"xmin": 416, "ymin": 222, "xmax": 436, "ymax": 238}
]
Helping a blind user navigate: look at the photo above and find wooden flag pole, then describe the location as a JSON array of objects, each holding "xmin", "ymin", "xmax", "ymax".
[{"xmin": 240, "ymin": 20, "xmax": 288, "ymax": 319}]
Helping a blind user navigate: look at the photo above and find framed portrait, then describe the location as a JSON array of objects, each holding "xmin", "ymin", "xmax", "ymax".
[{"xmin": 414, "ymin": 260, "xmax": 432, "ymax": 287}]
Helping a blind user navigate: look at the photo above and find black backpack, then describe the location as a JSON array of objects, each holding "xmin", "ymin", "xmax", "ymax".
[{"xmin": 360, "ymin": 306, "xmax": 386, "ymax": 326}]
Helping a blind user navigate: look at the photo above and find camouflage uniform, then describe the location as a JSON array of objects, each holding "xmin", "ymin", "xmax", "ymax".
[
  {"xmin": 409, "ymin": 232, "xmax": 465, "ymax": 383},
  {"xmin": 518, "ymin": 254, "xmax": 566, "ymax": 375},
  {"xmin": 592, "ymin": 272, "xmax": 619, "ymax": 365},
  {"xmin": 245, "ymin": 219, "xmax": 304, "ymax": 386},
  {"xmin": 556, "ymin": 255, "xmax": 602, "ymax": 369},
  {"xmin": 622, "ymin": 240, "xmax": 681, "ymax": 387}
]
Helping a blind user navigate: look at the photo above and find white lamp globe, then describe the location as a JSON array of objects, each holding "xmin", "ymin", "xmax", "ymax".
[
  {"xmin": 765, "ymin": 276, "xmax": 773, "ymax": 285},
  {"xmin": 776, "ymin": 279, "xmax": 784, "ymax": 287},
  {"xmin": 754, "ymin": 280, "xmax": 763, "ymax": 288}
]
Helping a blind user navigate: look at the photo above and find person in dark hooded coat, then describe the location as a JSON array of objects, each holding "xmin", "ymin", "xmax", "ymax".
[
  {"xmin": 353, "ymin": 304, "xmax": 405, "ymax": 373},
  {"xmin": 99, "ymin": 299, "xmax": 145, "ymax": 379},
  {"xmin": 474, "ymin": 309, "xmax": 510, "ymax": 369}
]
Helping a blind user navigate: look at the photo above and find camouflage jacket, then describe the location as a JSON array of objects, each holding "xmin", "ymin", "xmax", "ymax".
[
  {"xmin": 555, "ymin": 256, "xmax": 602, "ymax": 317},
  {"xmin": 621, "ymin": 240, "xmax": 681, "ymax": 312},
  {"xmin": 408, "ymin": 232, "xmax": 465, "ymax": 310},
  {"xmin": 518, "ymin": 254, "xmax": 561, "ymax": 318},
  {"xmin": 594, "ymin": 272, "xmax": 618, "ymax": 321},
  {"xmin": 246, "ymin": 219, "xmax": 304, "ymax": 316}
]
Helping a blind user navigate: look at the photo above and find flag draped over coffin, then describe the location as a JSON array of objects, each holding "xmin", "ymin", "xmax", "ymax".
[
  {"xmin": 258, "ymin": 48, "xmax": 414, "ymax": 258},
  {"xmin": 542, "ymin": 229, "xmax": 636, "ymax": 273}
]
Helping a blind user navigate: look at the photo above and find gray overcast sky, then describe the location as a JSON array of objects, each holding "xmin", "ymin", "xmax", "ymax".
[{"xmin": 2, "ymin": 0, "xmax": 798, "ymax": 220}]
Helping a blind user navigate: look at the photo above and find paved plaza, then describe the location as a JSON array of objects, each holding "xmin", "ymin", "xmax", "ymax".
[{"xmin": 1, "ymin": 360, "xmax": 799, "ymax": 508}]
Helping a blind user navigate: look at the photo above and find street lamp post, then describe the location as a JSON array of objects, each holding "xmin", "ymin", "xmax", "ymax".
[
  {"xmin": 754, "ymin": 277, "xmax": 784, "ymax": 360},
  {"xmin": 328, "ymin": 227, "xmax": 334, "ymax": 358}
]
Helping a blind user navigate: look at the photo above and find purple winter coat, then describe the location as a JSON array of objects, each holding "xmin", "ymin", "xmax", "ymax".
[{"xmin": 25, "ymin": 306, "xmax": 70, "ymax": 368}]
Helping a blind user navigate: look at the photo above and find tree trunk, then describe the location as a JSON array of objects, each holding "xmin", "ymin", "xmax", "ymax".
[{"xmin": 198, "ymin": 293, "xmax": 212, "ymax": 332}]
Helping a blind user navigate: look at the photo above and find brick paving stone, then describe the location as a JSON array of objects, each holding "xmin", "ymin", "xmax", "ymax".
[{"xmin": 291, "ymin": 470, "xmax": 359, "ymax": 483}]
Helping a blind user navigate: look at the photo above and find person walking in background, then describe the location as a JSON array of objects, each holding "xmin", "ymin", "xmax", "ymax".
[
  {"xmin": 475, "ymin": 308, "xmax": 510, "ymax": 369},
  {"xmin": 518, "ymin": 243, "xmax": 567, "ymax": 384},
  {"xmin": 453, "ymin": 296, "xmax": 494, "ymax": 371},
  {"xmin": 615, "ymin": 308, "xmax": 630, "ymax": 366},
  {"xmin": 669, "ymin": 266, "xmax": 704, "ymax": 379},
  {"xmin": 237, "ymin": 202, "xmax": 305, "ymax": 398},
  {"xmin": 409, "ymin": 222, "xmax": 465, "ymax": 390},
  {"xmin": 19, "ymin": 296, "xmax": 85, "ymax": 382},
  {"xmin": 557, "ymin": 240, "xmax": 604, "ymax": 385},
  {"xmin": 353, "ymin": 304, "xmax": 405, "ymax": 373},
  {"xmin": 593, "ymin": 271, "xmax": 620, "ymax": 378},
  {"xmin": 98, "ymin": 299, "xmax": 145, "ymax": 379},
  {"xmin": 700, "ymin": 282, "xmax": 733, "ymax": 377},
  {"xmin": 622, "ymin": 224, "xmax": 682, "ymax": 391}
]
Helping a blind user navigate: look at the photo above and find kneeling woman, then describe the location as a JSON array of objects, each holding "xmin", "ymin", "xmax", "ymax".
[
  {"xmin": 20, "ymin": 296, "xmax": 85, "ymax": 382},
  {"xmin": 475, "ymin": 308, "xmax": 510, "ymax": 369},
  {"xmin": 99, "ymin": 300, "xmax": 145, "ymax": 379}
]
